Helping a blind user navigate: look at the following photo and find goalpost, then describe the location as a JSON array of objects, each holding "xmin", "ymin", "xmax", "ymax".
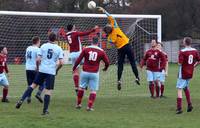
[{"xmin": 0, "ymin": 11, "xmax": 161, "ymax": 96}]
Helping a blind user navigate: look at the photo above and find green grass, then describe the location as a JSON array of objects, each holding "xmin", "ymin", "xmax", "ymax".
[{"xmin": 0, "ymin": 64, "xmax": 200, "ymax": 128}]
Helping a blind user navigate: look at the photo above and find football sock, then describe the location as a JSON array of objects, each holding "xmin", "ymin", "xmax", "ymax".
[
  {"xmin": 161, "ymin": 84, "xmax": 164, "ymax": 96},
  {"xmin": 177, "ymin": 98, "xmax": 182, "ymax": 110},
  {"xmin": 87, "ymin": 92, "xmax": 96, "ymax": 108},
  {"xmin": 77, "ymin": 89, "xmax": 84, "ymax": 105},
  {"xmin": 184, "ymin": 88, "xmax": 192, "ymax": 106},
  {"xmin": 43, "ymin": 95, "xmax": 50, "ymax": 112},
  {"xmin": 155, "ymin": 82, "xmax": 160, "ymax": 97},
  {"xmin": 2, "ymin": 88, "xmax": 8, "ymax": 100},
  {"xmin": 21, "ymin": 87, "xmax": 33, "ymax": 101},
  {"xmin": 37, "ymin": 85, "xmax": 44, "ymax": 96},
  {"xmin": 149, "ymin": 83, "xmax": 154, "ymax": 97},
  {"xmin": 73, "ymin": 75, "xmax": 79, "ymax": 89}
]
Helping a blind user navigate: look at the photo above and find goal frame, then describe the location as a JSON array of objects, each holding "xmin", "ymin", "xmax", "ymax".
[{"xmin": 0, "ymin": 11, "xmax": 162, "ymax": 42}]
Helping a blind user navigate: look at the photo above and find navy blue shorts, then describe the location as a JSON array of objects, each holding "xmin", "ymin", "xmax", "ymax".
[
  {"xmin": 26, "ymin": 70, "xmax": 37, "ymax": 86},
  {"xmin": 34, "ymin": 72, "xmax": 55, "ymax": 90}
]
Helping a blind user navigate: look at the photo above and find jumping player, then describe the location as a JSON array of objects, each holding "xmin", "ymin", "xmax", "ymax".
[
  {"xmin": 66, "ymin": 24, "xmax": 97, "ymax": 94},
  {"xmin": 98, "ymin": 7, "xmax": 140, "ymax": 90},
  {"xmin": 25, "ymin": 36, "xmax": 44, "ymax": 103},
  {"xmin": 73, "ymin": 37, "xmax": 109, "ymax": 111},
  {"xmin": 176, "ymin": 37, "xmax": 200, "ymax": 114},
  {"xmin": 140, "ymin": 40, "xmax": 166, "ymax": 98},
  {"xmin": 157, "ymin": 42, "xmax": 168, "ymax": 98},
  {"xmin": 0, "ymin": 45, "xmax": 9, "ymax": 102},
  {"xmin": 16, "ymin": 33, "xmax": 64, "ymax": 115}
]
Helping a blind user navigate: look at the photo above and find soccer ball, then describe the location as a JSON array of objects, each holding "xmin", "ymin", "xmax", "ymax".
[{"xmin": 88, "ymin": 1, "xmax": 96, "ymax": 10}]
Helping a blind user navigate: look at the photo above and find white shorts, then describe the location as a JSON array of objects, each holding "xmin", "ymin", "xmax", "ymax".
[
  {"xmin": 146, "ymin": 70, "xmax": 161, "ymax": 82},
  {"xmin": 159, "ymin": 71, "xmax": 166, "ymax": 82},
  {"xmin": 176, "ymin": 78, "xmax": 190, "ymax": 89},
  {"xmin": 0, "ymin": 73, "xmax": 9, "ymax": 86},
  {"xmin": 80, "ymin": 71, "xmax": 99, "ymax": 91},
  {"xmin": 69, "ymin": 52, "xmax": 81, "ymax": 66}
]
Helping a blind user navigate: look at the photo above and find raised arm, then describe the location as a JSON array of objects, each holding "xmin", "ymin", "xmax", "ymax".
[
  {"xmin": 76, "ymin": 27, "xmax": 96, "ymax": 36},
  {"xmin": 98, "ymin": 7, "xmax": 118, "ymax": 28}
]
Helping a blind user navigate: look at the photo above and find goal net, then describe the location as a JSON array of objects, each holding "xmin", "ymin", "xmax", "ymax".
[{"xmin": 0, "ymin": 11, "xmax": 161, "ymax": 96}]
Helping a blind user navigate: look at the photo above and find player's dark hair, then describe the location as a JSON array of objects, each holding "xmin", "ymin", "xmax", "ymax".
[
  {"xmin": 32, "ymin": 36, "xmax": 40, "ymax": 44},
  {"xmin": 92, "ymin": 37, "xmax": 99, "ymax": 44},
  {"xmin": 184, "ymin": 37, "xmax": 192, "ymax": 46},
  {"xmin": 48, "ymin": 32, "xmax": 57, "ymax": 42},
  {"xmin": 67, "ymin": 24, "xmax": 74, "ymax": 31},
  {"xmin": 103, "ymin": 24, "xmax": 112, "ymax": 35},
  {"xmin": 0, "ymin": 45, "xmax": 5, "ymax": 52}
]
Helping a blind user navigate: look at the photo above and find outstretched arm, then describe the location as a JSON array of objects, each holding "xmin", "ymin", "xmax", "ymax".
[
  {"xmin": 76, "ymin": 26, "xmax": 97, "ymax": 36},
  {"xmin": 98, "ymin": 7, "xmax": 118, "ymax": 28}
]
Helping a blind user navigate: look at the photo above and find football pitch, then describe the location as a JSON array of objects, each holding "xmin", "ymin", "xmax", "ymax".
[{"xmin": 0, "ymin": 64, "xmax": 200, "ymax": 128}]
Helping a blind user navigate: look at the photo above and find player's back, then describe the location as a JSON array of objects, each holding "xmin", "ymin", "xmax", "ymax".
[
  {"xmin": 82, "ymin": 46, "xmax": 108, "ymax": 73},
  {"xmin": 25, "ymin": 45, "xmax": 40, "ymax": 71},
  {"xmin": 39, "ymin": 42, "xmax": 63, "ymax": 75},
  {"xmin": 66, "ymin": 31, "xmax": 82, "ymax": 53},
  {"xmin": 179, "ymin": 47, "xmax": 200, "ymax": 79}
]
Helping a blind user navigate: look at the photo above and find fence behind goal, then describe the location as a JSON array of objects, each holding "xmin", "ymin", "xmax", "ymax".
[{"xmin": 0, "ymin": 11, "xmax": 161, "ymax": 96}]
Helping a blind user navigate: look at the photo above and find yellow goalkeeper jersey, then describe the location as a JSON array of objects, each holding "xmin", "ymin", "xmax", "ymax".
[{"xmin": 107, "ymin": 16, "xmax": 129, "ymax": 49}]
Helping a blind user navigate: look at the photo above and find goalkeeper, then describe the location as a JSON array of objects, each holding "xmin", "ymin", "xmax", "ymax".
[{"xmin": 98, "ymin": 7, "xmax": 140, "ymax": 90}]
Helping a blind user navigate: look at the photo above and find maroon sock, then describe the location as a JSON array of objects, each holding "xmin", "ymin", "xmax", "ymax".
[
  {"xmin": 155, "ymin": 83, "xmax": 160, "ymax": 97},
  {"xmin": 77, "ymin": 89, "xmax": 84, "ymax": 105},
  {"xmin": 87, "ymin": 93, "xmax": 96, "ymax": 108},
  {"xmin": 73, "ymin": 75, "xmax": 79, "ymax": 88},
  {"xmin": 161, "ymin": 84, "xmax": 164, "ymax": 96},
  {"xmin": 177, "ymin": 98, "xmax": 182, "ymax": 110},
  {"xmin": 3, "ymin": 88, "xmax": 8, "ymax": 99},
  {"xmin": 149, "ymin": 84, "xmax": 154, "ymax": 97},
  {"xmin": 184, "ymin": 88, "xmax": 192, "ymax": 106}
]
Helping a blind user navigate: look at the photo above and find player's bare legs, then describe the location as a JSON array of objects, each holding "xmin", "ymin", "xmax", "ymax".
[
  {"xmin": 76, "ymin": 88, "xmax": 85, "ymax": 109},
  {"xmin": 176, "ymin": 89, "xmax": 183, "ymax": 114},
  {"xmin": 16, "ymin": 83, "xmax": 38, "ymax": 109}
]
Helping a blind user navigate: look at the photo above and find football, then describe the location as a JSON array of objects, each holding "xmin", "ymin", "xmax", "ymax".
[{"xmin": 88, "ymin": 1, "xmax": 96, "ymax": 10}]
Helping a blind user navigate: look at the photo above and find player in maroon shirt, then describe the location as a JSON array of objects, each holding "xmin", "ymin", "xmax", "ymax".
[
  {"xmin": 66, "ymin": 24, "xmax": 97, "ymax": 95},
  {"xmin": 157, "ymin": 42, "xmax": 169, "ymax": 98},
  {"xmin": 140, "ymin": 40, "xmax": 166, "ymax": 98},
  {"xmin": 0, "ymin": 45, "xmax": 9, "ymax": 102},
  {"xmin": 73, "ymin": 37, "xmax": 109, "ymax": 111},
  {"xmin": 176, "ymin": 37, "xmax": 200, "ymax": 114}
]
